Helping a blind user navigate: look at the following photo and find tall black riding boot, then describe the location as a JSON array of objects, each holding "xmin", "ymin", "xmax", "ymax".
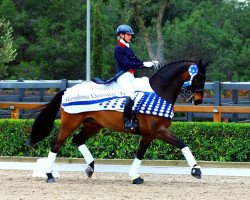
[{"xmin": 123, "ymin": 97, "xmax": 138, "ymax": 131}]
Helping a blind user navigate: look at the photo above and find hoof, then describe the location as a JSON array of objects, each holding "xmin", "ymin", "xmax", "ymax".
[
  {"xmin": 191, "ymin": 166, "xmax": 202, "ymax": 179},
  {"xmin": 132, "ymin": 177, "xmax": 144, "ymax": 184},
  {"xmin": 46, "ymin": 173, "xmax": 56, "ymax": 183},
  {"xmin": 85, "ymin": 167, "xmax": 94, "ymax": 178},
  {"xmin": 46, "ymin": 177, "xmax": 56, "ymax": 183}
]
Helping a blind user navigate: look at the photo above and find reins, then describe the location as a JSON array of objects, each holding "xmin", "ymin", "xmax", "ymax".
[
  {"xmin": 156, "ymin": 72, "xmax": 193, "ymax": 102},
  {"xmin": 155, "ymin": 63, "xmax": 200, "ymax": 103}
]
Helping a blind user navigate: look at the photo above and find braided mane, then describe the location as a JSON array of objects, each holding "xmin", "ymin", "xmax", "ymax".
[
  {"xmin": 158, "ymin": 60, "xmax": 196, "ymax": 72},
  {"xmin": 151, "ymin": 60, "xmax": 197, "ymax": 80}
]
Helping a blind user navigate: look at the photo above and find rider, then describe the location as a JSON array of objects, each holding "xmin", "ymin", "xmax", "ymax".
[{"xmin": 115, "ymin": 24, "xmax": 159, "ymax": 131}]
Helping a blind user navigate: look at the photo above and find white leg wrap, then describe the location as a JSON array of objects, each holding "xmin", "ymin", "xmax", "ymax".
[
  {"xmin": 181, "ymin": 146, "xmax": 197, "ymax": 167},
  {"xmin": 45, "ymin": 151, "xmax": 57, "ymax": 173},
  {"xmin": 129, "ymin": 158, "xmax": 142, "ymax": 179},
  {"xmin": 78, "ymin": 144, "xmax": 94, "ymax": 164}
]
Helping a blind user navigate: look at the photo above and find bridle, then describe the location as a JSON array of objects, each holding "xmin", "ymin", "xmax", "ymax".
[
  {"xmin": 154, "ymin": 63, "xmax": 206, "ymax": 103},
  {"xmin": 181, "ymin": 72, "xmax": 206, "ymax": 102},
  {"xmin": 180, "ymin": 87, "xmax": 195, "ymax": 102}
]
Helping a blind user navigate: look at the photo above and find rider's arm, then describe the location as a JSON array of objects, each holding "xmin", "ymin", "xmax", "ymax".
[{"xmin": 114, "ymin": 46, "xmax": 143, "ymax": 70}]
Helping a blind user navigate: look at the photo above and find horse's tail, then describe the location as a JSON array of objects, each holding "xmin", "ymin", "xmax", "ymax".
[{"xmin": 26, "ymin": 90, "xmax": 66, "ymax": 146}]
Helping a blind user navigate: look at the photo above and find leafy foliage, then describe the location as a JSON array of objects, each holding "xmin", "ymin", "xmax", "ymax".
[
  {"xmin": 0, "ymin": 0, "xmax": 249, "ymax": 81},
  {"xmin": 0, "ymin": 0, "xmax": 86, "ymax": 80},
  {"xmin": 92, "ymin": 3, "xmax": 103, "ymax": 78},
  {"xmin": 163, "ymin": 1, "xmax": 250, "ymax": 81},
  {"xmin": 0, "ymin": 119, "xmax": 249, "ymax": 162},
  {"xmin": 0, "ymin": 18, "xmax": 16, "ymax": 79}
]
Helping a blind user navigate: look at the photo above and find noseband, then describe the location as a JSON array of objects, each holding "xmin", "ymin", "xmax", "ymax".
[
  {"xmin": 181, "ymin": 71, "xmax": 206, "ymax": 102},
  {"xmin": 180, "ymin": 86, "xmax": 203, "ymax": 103},
  {"xmin": 180, "ymin": 87, "xmax": 195, "ymax": 103},
  {"xmin": 157, "ymin": 74, "xmax": 204, "ymax": 103}
]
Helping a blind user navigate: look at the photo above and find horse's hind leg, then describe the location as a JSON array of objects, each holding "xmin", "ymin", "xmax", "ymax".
[
  {"xmin": 72, "ymin": 123, "xmax": 102, "ymax": 178},
  {"xmin": 156, "ymin": 129, "xmax": 201, "ymax": 179},
  {"xmin": 45, "ymin": 113, "xmax": 84, "ymax": 183}
]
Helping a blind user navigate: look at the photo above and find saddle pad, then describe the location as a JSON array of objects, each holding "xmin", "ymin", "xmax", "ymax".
[{"xmin": 61, "ymin": 77, "xmax": 174, "ymax": 119}]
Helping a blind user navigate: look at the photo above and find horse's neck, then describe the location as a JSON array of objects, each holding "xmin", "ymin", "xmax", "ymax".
[{"xmin": 149, "ymin": 73, "xmax": 182, "ymax": 104}]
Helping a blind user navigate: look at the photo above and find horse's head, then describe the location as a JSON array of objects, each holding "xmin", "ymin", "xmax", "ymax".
[
  {"xmin": 182, "ymin": 59, "xmax": 209, "ymax": 105},
  {"xmin": 149, "ymin": 59, "xmax": 209, "ymax": 105}
]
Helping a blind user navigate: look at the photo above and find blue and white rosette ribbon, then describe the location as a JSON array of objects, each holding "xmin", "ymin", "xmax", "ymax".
[{"xmin": 183, "ymin": 64, "xmax": 198, "ymax": 87}]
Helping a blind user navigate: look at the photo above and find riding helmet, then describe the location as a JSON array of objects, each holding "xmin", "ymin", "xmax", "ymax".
[{"xmin": 116, "ymin": 24, "xmax": 134, "ymax": 35}]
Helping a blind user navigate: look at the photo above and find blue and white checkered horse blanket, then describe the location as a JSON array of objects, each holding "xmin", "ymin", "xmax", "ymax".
[{"xmin": 61, "ymin": 77, "xmax": 174, "ymax": 119}]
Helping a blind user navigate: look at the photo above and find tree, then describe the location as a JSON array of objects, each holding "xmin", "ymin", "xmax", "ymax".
[
  {"xmin": 0, "ymin": 0, "xmax": 249, "ymax": 81},
  {"xmin": 129, "ymin": 0, "xmax": 169, "ymax": 63},
  {"xmin": 163, "ymin": 1, "xmax": 250, "ymax": 81},
  {"xmin": 92, "ymin": 2, "xmax": 103, "ymax": 78},
  {"xmin": 25, "ymin": 0, "xmax": 86, "ymax": 80},
  {"xmin": 2, "ymin": 0, "xmax": 86, "ymax": 80},
  {"xmin": 0, "ymin": 19, "xmax": 16, "ymax": 79},
  {"xmin": 91, "ymin": 0, "xmax": 127, "ymax": 79}
]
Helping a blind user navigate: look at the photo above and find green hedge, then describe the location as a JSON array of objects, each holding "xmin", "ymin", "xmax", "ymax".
[{"xmin": 0, "ymin": 119, "xmax": 249, "ymax": 162}]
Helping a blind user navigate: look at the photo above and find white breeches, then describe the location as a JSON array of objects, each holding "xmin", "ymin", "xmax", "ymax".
[{"xmin": 116, "ymin": 72, "xmax": 135, "ymax": 99}]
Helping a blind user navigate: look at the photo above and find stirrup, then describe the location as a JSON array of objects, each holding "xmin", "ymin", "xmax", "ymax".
[{"xmin": 124, "ymin": 120, "xmax": 138, "ymax": 131}]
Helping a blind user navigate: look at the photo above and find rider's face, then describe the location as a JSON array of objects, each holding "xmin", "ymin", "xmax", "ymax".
[{"xmin": 121, "ymin": 33, "xmax": 133, "ymax": 43}]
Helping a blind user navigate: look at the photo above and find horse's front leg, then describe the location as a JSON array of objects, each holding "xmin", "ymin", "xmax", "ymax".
[
  {"xmin": 156, "ymin": 128, "xmax": 201, "ymax": 179},
  {"xmin": 129, "ymin": 135, "xmax": 154, "ymax": 184}
]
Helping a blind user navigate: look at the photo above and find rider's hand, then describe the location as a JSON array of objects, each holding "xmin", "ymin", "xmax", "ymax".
[
  {"xmin": 143, "ymin": 61, "xmax": 154, "ymax": 68},
  {"xmin": 152, "ymin": 60, "xmax": 159, "ymax": 65},
  {"xmin": 152, "ymin": 61, "xmax": 160, "ymax": 69}
]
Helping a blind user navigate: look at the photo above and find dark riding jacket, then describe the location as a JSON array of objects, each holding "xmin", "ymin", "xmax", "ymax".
[
  {"xmin": 114, "ymin": 41, "xmax": 144, "ymax": 76},
  {"xmin": 92, "ymin": 41, "xmax": 144, "ymax": 84}
]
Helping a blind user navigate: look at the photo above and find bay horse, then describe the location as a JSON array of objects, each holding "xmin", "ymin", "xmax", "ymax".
[{"xmin": 27, "ymin": 59, "xmax": 209, "ymax": 184}]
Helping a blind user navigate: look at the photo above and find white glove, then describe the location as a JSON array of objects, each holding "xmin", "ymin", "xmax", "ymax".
[
  {"xmin": 152, "ymin": 60, "xmax": 160, "ymax": 70},
  {"xmin": 152, "ymin": 61, "xmax": 159, "ymax": 66},
  {"xmin": 143, "ymin": 61, "xmax": 154, "ymax": 68}
]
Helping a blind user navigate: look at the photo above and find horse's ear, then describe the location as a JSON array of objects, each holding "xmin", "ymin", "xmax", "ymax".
[
  {"xmin": 203, "ymin": 59, "xmax": 210, "ymax": 68},
  {"xmin": 197, "ymin": 59, "xmax": 203, "ymax": 68}
]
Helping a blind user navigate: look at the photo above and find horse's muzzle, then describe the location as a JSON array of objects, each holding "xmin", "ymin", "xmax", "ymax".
[
  {"xmin": 192, "ymin": 92, "xmax": 204, "ymax": 105},
  {"xmin": 193, "ymin": 99, "xmax": 203, "ymax": 105}
]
